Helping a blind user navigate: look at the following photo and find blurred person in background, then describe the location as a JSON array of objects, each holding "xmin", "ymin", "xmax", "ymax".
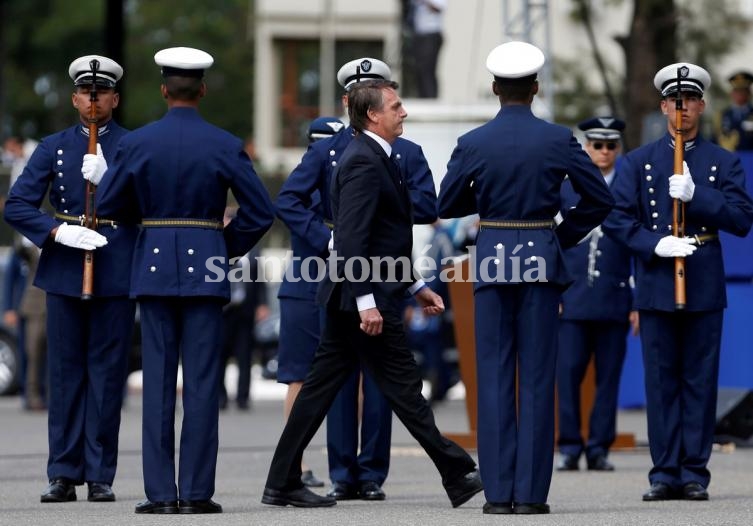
[{"xmin": 713, "ymin": 71, "xmax": 753, "ymax": 152}]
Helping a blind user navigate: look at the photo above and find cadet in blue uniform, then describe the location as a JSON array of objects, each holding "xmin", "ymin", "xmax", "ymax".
[
  {"xmin": 4, "ymin": 55, "xmax": 136, "ymax": 504},
  {"xmin": 95, "ymin": 47, "xmax": 275, "ymax": 514},
  {"xmin": 713, "ymin": 71, "xmax": 753, "ymax": 151},
  {"xmin": 438, "ymin": 42, "xmax": 614, "ymax": 515},
  {"xmin": 603, "ymin": 63, "xmax": 753, "ymax": 501},
  {"xmin": 556, "ymin": 117, "xmax": 638, "ymax": 473},
  {"xmin": 274, "ymin": 57, "xmax": 437, "ymax": 502}
]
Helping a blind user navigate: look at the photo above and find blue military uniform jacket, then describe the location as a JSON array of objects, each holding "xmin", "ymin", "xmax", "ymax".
[
  {"xmin": 559, "ymin": 175, "xmax": 633, "ymax": 322},
  {"xmin": 96, "ymin": 107, "xmax": 275, "ymax": 301},
  {"xmin": 438, "ymin": 105, "xmax": 614, "ymax": 289},
  {"xmin": 276, "ymin": 125, "xmax": 437, "ymax": 301},
  {"xmin": 4, "ymin": 122, "xmax": 136, "ymax": 297},
  {"xmin": 603, "ymin": 133, "xmax": 753, "ymax": 311}
]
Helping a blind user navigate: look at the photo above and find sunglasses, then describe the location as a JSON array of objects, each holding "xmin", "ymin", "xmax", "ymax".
[{"xmin": 591, "ymin": 141, "xmax": 618, "ymax": 151}]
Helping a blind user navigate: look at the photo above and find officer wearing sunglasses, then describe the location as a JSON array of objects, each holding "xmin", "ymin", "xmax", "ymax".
[{"xmin": 556, "ymin": 116, "xmax": 638, "ymax": 475}]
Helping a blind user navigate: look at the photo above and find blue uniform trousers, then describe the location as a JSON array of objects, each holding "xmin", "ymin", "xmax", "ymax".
[
  {"xmin": 556, "ymin": 320, "xmax": 628, "ymax": 459},
  {"xmin": 139, "ymin": 297, "xmax": 224, "ymax": 502},
  {"xmin": 640, "ymin": 309, "xmax": 723, "ymax": 490},
  {"xmin": 46, "ymin": 293, "xmax": 134, "ymax": 484},
  {"xmin": 474, "ymin": 284, "xmax": 560, "ymax": 504},
  {"xmin": 327, "ymin": 366, "xmax": 392, "ymax": 485}
]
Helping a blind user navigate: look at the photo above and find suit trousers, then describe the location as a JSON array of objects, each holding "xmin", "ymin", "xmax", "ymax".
[
  {"xmin": 639, "ymin": 309, "xmax": 723, "ymax": 489},
  {"xmin": 266, "ymin": 305, "xmax": 475, "ymax": 490},
  {"xmin": 139, "ymin": 297, "xmax": 224, "ymax": 502},
  {"xmin": 46, "ymin": 293, "xmax": 134, "ymax": 484},
  {"xmin": 557, "ymin": 319, "xmax": 629, "ymax": 459},
  {"xmin": 474, "ymin": 284, "xmax": 560, "ymax": 504}
]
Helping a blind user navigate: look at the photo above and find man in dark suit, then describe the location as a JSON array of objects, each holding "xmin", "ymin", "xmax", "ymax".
[
  {"xmin": 438, "ymin": 41, "xmax": 614, "ymax": 514},
  {"xmin": 95, "ymin": 47, "xmax": 275, "ymax": 514},
  {"xmin": 261, "ymin": 78, "xmax": 482, "ymax": 509}
]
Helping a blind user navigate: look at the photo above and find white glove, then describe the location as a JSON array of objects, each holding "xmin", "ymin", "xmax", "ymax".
[
  {"xmin": 54, "ymin": 222, "xmax": 108, "ymax": 250},
  {"xmin": 654, "ymin": 235, "xmax": 697, "ymax": 258},
  {"xmin": 81, "ymin": 143, "xmax": 108, "ymax": 185},
  {"xmin": 668, "ymin": 160, "xmax": 695, "ymax": 202}
]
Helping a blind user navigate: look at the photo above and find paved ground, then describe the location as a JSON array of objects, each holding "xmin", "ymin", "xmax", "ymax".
[{"xmin": 1, "ymin": 373, "xmax": 752, "ymax": 526}]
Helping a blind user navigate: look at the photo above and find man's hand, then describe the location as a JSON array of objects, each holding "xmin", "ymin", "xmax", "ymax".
[
  {"xmin": 359, "ymin": 307, "xmax": 383, "ymax": 336},
  {"xmin": 668, "ymin": 160, "xmax": 695, "ymax": 202},
  {"xmin": 415, "ymin": 286, "xmax": 445, "ymax": 316},
  {"xmin": 54, "ymin": 222, "xmax": 108, "ymax": 250},
  {"xmin": 81, "ymin": 143, "xmax": 108, "ymax": 185},
  {"xmin": 654, "ymin": 235, "xmax": 697, "ymax": 258},
  {"xmin": 629, "ymin": 310, "xmax": 640, "ymax": 337}
]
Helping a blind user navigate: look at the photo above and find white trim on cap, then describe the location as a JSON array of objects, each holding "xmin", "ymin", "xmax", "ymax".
[
  {"xmin": 154, "ymin": 47, "xmax": 214, "ymax": 69},
  {"xmin": 486, "ymin": 41, "xmax": 545, "ymax": 78}
]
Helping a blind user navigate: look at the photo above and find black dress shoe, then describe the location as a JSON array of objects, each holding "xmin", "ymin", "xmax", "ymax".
[
  {"xmin": 586, "ymin": 455, "xmax": 615, "ymax": 471},
  {"xmin": 642, "ymin": 482, "xmax": 677, "ymax": 501},
  {"xmin": 556, "ymin": 454, "xmax": 580, "ymax": 471},
  {"xmin": 134, "ymin": 499, "xmax": 179, "ymax": 514},
  {"xmin": 359, "ymin": 481, "xmax": 386, "ymax": 501},
  {"xmin": 40, "ymin": 478, "xmax": 76, "ymax": 503},
  {"xmin": 301, "ymin": 469, "xmax": 325, "ymax": 488},
  {"xmin": 326, "ymin": 481, "xmax": 358, "ymax": 500},
  {"xmin": 262, "ymin": 486, "xmax": 336, "ymax": 507},
  {"xmin": 178, "ymin": 499, "xmax": 223, "ymax": 514},
  {"xmin": 87, "ymin": 482, "xmax": 115, "ymax": 502},
  {"xmin": 483, "ymin": 501, "xmax": 513, "ymax": 514},
  {"xmin": 514, "ymin": 502, "xmax": 550, "ymax": 514},
  {"xmin": 444, "ymin": 469, "xmax": 483, "ymax": 508},
  {"xmin": 682, "ymin": 482, "xmax": 709, "ymax": 501}
]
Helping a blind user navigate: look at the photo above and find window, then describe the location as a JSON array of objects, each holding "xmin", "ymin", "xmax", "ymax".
[{"xmin": 276, "ymin": 39, "xmax": 383, "ymax": 147}]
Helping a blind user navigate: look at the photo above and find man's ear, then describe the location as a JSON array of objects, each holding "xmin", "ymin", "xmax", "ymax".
[
  {"xmin": 532, "ymin": 80, "xmax": 539, "ymax": 95},
  {"xmin": 492, "ymin": 81, "xmax": 499, "ymax": 96},
  {"xmin": 160, "ymin": 84, "xmax": 168, "ymax": 99},
  {"xmin": 199, "ymin": 82, "xmax": 207, "ymax": 98}
]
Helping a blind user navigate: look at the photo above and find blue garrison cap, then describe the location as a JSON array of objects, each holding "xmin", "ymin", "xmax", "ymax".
[
  {"xmin": 577, "ymin": 117, "xmax": 625, "ymax": 141},
  {"xmin": 308, "ymin": 117, "xmax": 345, "ymax": 142}
]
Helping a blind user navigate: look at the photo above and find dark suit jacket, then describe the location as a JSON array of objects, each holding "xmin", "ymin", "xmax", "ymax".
[{"xmin": 317, "ymin": 133, "xmax": 416, "ymax": 312}]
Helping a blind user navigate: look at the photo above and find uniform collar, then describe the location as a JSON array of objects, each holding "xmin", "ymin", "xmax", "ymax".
[{"xmin": 80, "ymin": 123, "xmax": 111, "ymax": 137}]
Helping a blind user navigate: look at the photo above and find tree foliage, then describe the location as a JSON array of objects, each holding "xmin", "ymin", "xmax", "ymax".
[
  {"xmin": 0, "ymin": 0, "xmax": 254, "ymax": 140},
  {"xmin": 559, "ymin": 0, "xmax": 750, "ymax": 149}
]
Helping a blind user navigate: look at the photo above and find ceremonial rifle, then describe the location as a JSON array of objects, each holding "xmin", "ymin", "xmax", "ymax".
[
  {"xmin": 673, "ymin": 66, "xmax": 687, "ymax": 309},
  {"xmin": 81, "ymin": 59, "xmax": 100, "ymax": 300}
]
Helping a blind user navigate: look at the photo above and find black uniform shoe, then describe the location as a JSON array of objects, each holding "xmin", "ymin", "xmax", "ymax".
[
  {"xmin": 642, "ymin": 482, "xmax": 677, "ymax": 501},
  {"xmin": 134, "ymin": 499, "xmax": 179, "ymax": 514},
  {"xmin": 40, "ymin": 478, "xmax": 76, "ymax": 503},
  {"xmin": 87, "ymin": 482, "xmax": 115, "ymax": 502},
  {"xmin": 359, "ymin": 481, "xmax": 386, "ymax": 501},
  {"xmin": 514, "ymin": 502, "xmax": 550, "ymax": 514},
  {"xmin": 262, "ymin": 486, "xmax": 336, "ymax": 507},
  {"xmin": 556, "ymin": 454, "xmax": 580, "ymax": 471},
  {"xmin": 444, "ymin": 469, "xmax": 483, "ymax": 508},
  {"xmin": 301, "ymin": 469, "xmax": 325, "ymax": 488},
  {"xmin": 586, "ymin": 455, "xmax": 615, "ymax": 471},
  {"xmin": 483, "ymin": 501, "xmax": 513, "ymax": 514},
  {"xmin": 178, "ymin": 499, "xmax": 223, "ymax": 514},
  {"xmin": 682, "ymin": 482, "xmax": 709, "ymax": 501},
  {"xmin": 326, "ymin": 481, "xmax": 359, "ymax": 500}
]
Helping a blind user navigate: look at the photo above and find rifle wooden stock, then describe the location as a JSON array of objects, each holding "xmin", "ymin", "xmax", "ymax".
[
  {"xmin": 672, "ymin": 82, "xmax": 686, "ymax": 310},
  {"xmin": 81, "ymin": 60, "xmax": 100, "ymax": 300}
]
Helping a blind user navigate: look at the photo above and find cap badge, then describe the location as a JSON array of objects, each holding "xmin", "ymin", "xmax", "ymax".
[
  {"xmin": 679, "ymin": 66, "xmax": 689, "ymax": 78},
  {"xmin": 360, "ymin": 60, "xmax": 372, "ymax": 73},
  {"xmin": 598, "ymin": 118, "xmax": 615, "ymax": 128}
]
